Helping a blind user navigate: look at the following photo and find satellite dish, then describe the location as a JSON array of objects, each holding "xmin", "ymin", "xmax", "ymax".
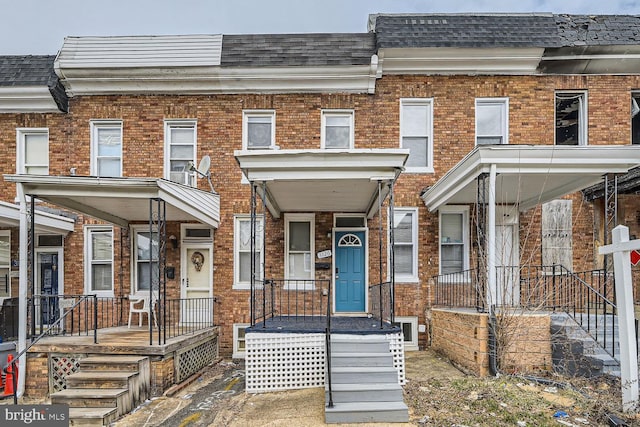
[{"xmin": 197, "ymin": 155, "xmax": 211, "ymax": 177}]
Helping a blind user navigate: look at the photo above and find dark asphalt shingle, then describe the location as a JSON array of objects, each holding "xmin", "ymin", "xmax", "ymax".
[{"xmin": 555, "ymin": 14, "xmax": 640, "ymax": 46}]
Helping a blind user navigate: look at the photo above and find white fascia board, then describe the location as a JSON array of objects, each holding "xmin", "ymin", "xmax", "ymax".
[
  {"xmin": 57, "ymin": 64, "xmax": 378, "ymax": 96},
  {"xmin": 235, "ymin": 149, "xmax": 409, "ymax": 169},
  {"xmin": 0, "ymin": 87, "xmax": 61, "ymax": 113},
  {"xmin": 379, "ymin": 47, "xmax": 544, "ymax": 75},
  {"xmin": 0, "ymin": 200, "xmax": 75, "ymax": 233}
]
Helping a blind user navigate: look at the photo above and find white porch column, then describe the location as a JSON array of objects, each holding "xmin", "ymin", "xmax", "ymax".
[
  {"xmin": 487, "ymin": 164, "xmax": 497, "ymax": 308},
  {"xmin": 17, "ymin": 183, "xmax": 27, "ymax": 397},
  {"xmin": 599, "ymin": 224, "xmax": 640, "ymax": 412}
]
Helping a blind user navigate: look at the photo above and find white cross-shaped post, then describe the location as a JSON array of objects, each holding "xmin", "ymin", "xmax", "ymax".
[{"xmin": 599, "ymin": 224, "xmax": 640, "ymax": 412}]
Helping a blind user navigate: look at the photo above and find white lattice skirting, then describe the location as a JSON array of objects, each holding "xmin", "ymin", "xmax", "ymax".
[{"xmin": 245, "ymin": 332, "xmax": 405, "ymax": 393}]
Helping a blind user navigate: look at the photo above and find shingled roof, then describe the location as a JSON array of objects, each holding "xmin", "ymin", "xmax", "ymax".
[
  {"xmin": 0, "ymin": 55, "xmax": 68, "ymax": 112},
  {"xmin": 221, "ymin": 33, "xmax": 376, "ymax": 67},
  {"xmin": 555, "ymin": 14, "xmax": 640, "ymax": 46},
  {"xmin": 371, "ymin": 13, "xmax": 562, "ymax": 49}
]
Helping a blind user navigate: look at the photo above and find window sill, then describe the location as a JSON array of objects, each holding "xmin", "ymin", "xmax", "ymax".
[
  {"xmin": 394, "ymin": 277, "xmax": 419, "ymax": 284},
  {"xmin": 404, "ymin": 167, "xmax": 434, "ymax": 174},
  {"xmin": 233, "ymin": 283, "xmax": 263, "ymax": 290}
]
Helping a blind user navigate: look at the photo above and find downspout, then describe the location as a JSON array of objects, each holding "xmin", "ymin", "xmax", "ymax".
[{"xmin": 17, "ymin": 183, "xmax": 27, "ymax": 397}]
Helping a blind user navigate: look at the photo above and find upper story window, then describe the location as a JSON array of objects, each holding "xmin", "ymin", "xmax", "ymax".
[
  {"xmin": 392, "ymin": 208, "xmax": 418, "ymax": 282},
  {"xmin": 400, "ymin": 99, "xmax": 433, "ymax": 172},
  {"xmin": 85, "ymin": 226, "xmax": 113, "ymax": 295},
  {"xmin": 234, "ymin": 215, "xmax": 264, "ymax": 289},
  {"xmin": 17, "ymin": 128, "xmax": 49, "ymax": 175},
  {"xmin": 632, "ymin": 93, "xmax": 640, "ymax": 145},
  {"xmin": 165, "ymin": 120, "xmax": 196, "ymax": 185},
  {"xmin": 91, "ymin": 120, "xmax": 122, "ymax": 177},
  {"xmin": 439, "ymin": 206, "xmax": 470, "ymax": 275},
  {"xmin": 555, "ymin": 92, "xmax": 587, "ymax": 146},
  {"xmin": 243, "ymin": 111, "xmax": 275, "ymax": 149},
  {"xmin": 321, "ymin": 110, "xmax": 354, "ymax": 149},
  {"xmin": 285, "ymin": 213, "xmax": 315, "ymax": 281},
  {"xmin": 476, "ymin": 98, "xmax": 509, "ymax": 145}
]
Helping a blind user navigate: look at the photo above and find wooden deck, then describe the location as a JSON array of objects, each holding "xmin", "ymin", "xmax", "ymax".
[{"xmin": 28, "ymin": 325, "xmax": 219, "ymax": 356}]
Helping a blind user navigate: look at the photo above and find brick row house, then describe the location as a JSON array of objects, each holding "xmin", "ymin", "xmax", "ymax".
[{"xmin": 2, "ymin": 12, "xmax": 640, "ymax": 423}]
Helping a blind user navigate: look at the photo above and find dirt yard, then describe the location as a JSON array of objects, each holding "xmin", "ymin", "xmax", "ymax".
[{"xmin": 114, "ymin": 350, "xmax": 638, "ymax": 426}]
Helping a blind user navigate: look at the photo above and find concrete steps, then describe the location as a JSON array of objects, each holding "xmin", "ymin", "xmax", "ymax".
[
  {"xmin": 50, "ymin": 355, "xmax": 150, "ymax": 426},
  {"xmin": 325, "ymin": 335, "xmax": 408, "ymax": 424}
]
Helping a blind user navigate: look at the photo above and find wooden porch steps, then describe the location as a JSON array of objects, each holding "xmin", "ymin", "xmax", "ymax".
[
  {"xmin": 325, "ymin": 335, "xmax": 408, "ymax": 424},
  {"xmin": 50, "ymin": 355, "xmax": 150, "ymax": 426}
]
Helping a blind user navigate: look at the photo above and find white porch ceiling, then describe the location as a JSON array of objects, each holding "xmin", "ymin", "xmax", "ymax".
[
  {"xmin": 3, "ymin": 175, "xmax": 221, "ymax": 228},
  {"xmin": 234, "ymin": 149, "xmax": 409, "ymax": 218},
  {"xmin": 421, "ymin": 145, "xmax": 640, "ymax": 212}
]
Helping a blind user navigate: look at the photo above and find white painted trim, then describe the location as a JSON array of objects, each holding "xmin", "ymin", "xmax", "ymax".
[
  {"xmin": 34, "ymin": 246, "xmax": 64, "ymax": 297},
  {"xmin": 438, "ymin": 206, "xmax": 470, "ymax": 276},
  {"xmin": 84, "ymin": 225, "xmax": 114, "ymax": 297},
  {"xmin": 390, "ymin": 207, "xmax": 419, "ymax": 283},
  {"xmin": 16, "ymin": 128, "xmax": 49, "ymax": 175},
  {"xmin": 284, "ymin": 213, "xmax": 315, "ymax": 285},
  {"xmin": 475, "ymin": 97, "xmax": 509, "ymax": 145},
  {"xmin": 164, "ymin": 119, "xmax": 197, "ymax": 185},
  {"xmin": 180, "ymin": 241, "xmax": 214, "ymax": 299},
  {"xmin": 90, "ymin": 120, "xmax": 123, "ymax": 177},
  {"xmin": 321, "ymin": 110, "xmax": 355, "ymax": 149},
  {"xmin": 394, "ymin": 316, "xmax": 419, "ymax": 351},
  {"xmin": 233, "ymin": 214, "xmax": 264, "ymax": 290},
  {"xmin": 0, "ymin": 87, "xmax": 62, "ymax": 113},
  {"xmin": 130, "ymin": 224, "xmax": 155, "ymax": 295},
  {"xmin": 400, "ymin": 98, "xmax": 434, "ymax": 172},
  {"xmin": 333, "ymin": 213, "xmax": 367, "ymax": 228},
  {"xmin": 0, "ymin": 230, "xmax": 11, "ymax": 300},
  {"xmin": 232, "ymin": 323, "xmax": 250, "ymax": 359},
  {"xmin": 242, "ymin": 110, "xmax": 276, "ymax": 150},
  {"xmin": 0, "ymin": 200, "xmax": 74, "ymax": 234},
  {"xmin": 331, "ymin": 226, "xmax": 369, "ymax": 314}
]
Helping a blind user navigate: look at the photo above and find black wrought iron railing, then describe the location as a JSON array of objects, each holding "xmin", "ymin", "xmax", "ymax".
[
  {"xmin": 252, "ymin": 279, "xmax": 331, "ymax": 327},
  {"xmin": 432, "ymin": 268, "xmax": 486, "ymax": 312},
  {"xmin": 30, "ymin": 294, "xmax": 107, "ymax": 339},
  {"xmin": 325, "ymin": 277, "xmax": 333, "ymax": 409},
  {"xmin": 162, "ymin": 297, "xmax": 217, "ymax": 340},
  {"xmin": 368, "ymin": 281, "xmax": 394, "ymax": 328}
]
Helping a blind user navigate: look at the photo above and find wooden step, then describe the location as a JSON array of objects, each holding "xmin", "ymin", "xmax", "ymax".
[
  {"xmin": 79, "ymin": 355, "xmax": 147, "ymax": 372},
  {"xmin": 66, "ymin": 371, "xmax": 138, "ymax": 389},
  {"xmin": 51, "ymin": 388, "xmax": 131, "ymax": 416},
  {"xmin": 68, "ymin": 407, "xmax": 118, "ymax": 426}
]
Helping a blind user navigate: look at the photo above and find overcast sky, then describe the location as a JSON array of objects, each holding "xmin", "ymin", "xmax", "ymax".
[{"xmin": 1, "ymin": 0, "xmax": 639, "ymax": 54}]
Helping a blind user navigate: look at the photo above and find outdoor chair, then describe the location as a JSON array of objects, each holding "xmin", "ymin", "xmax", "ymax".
[{"xmin": 127, "ymin": 296, "xmax": 158, "ymax": 328}]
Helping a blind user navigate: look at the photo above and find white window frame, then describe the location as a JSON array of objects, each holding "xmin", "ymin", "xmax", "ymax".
[
  {"xmin": 393, "ymin": 316, "xmax": 419, "ymax": 351},
  {"xmin": 0, "ymin": 230, "xmax": 10, "ymax": 301},
  {"xmin": 333, "ymin": 213, "xmax": 367, "ymax": 228},
  {"xmin": 321, "ymin": 110, "xmax": 354, "ymax": 149},
  {"xmin": 164, "ymin": 120, "xmax": 197, "ymax": 186},
  {"xmin": 284, "ymin": 213, "xmax": 315, "ymax": 285},
  {"xmin": 243, "ymin": 110, "xmax": 276, "ymax": 150},
  {"xmin": 475, "ymin": 98, "xmax": 509, "ymax": 146},
  {"xmin": 90, "ymin": 120, "xmax": 123, "ymax": 177},
  {"xmin": 555, "ymin": 91, "xmax": 588, "ymax": 146},
  {"xmin": 390, "ymin": 207, "xmax": 419, "ymax": 283},
  {"xmin": 438, "ymin": 206, "xmax": 470, "ymax": 277},
  {"xmin": 16, "ymin": 128, "xmax": 49, "ymax": 175},
  {"xmin": 84, "ymin": 226, "xmax": 114, "ymax": 296},
  {"xmin": 400, "ymin": 98, "xmax": 434, "ymax": 173},
  {"xmin": 631, "ymin": 92, "xmax": 640, "ymax": 145},
  {"xmin": 131, "ymin": 224, "xmax": 158, "ymax": 295},
  {"xmin": 233, "ymin": 323, "xmax": 250, "ymax": 359},
  {"xmin": 233, "ymin": 214, "xmax": 264, "ymax": 290}
]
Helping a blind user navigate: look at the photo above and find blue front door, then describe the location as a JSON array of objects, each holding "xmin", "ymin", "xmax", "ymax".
[{"xmin": 335, "ymin": 231, "xmax": 365, "ymax": 312}]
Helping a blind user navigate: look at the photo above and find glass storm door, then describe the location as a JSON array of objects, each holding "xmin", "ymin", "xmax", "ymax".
[{"xmin": 335, "ymin": 231, "xmax": 366, "ymax": 313}]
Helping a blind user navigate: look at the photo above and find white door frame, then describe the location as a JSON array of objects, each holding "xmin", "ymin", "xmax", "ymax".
[
  {"xmin": 331, "ymin": 226, "xmax": 369, "ymax": 316},
  {"xmin": 180, "ymin": 242, "xmax": 214, "ymax": 299},
  {"xmin": 34, "ymin": 246, "xmax": 64, "ymax": 326}
]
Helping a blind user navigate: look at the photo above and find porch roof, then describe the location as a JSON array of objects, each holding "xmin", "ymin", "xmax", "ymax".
[
  {"xmin": 0, "ymin": 200, "xmax": 75, "ymax": 234},
  {"xmin": 234, "ymin": 149, "xmax": 409, "ymax": 218},
  {"xmin": 421, "ymin": 145, "xmax": 640, "ymax": 212},
  {"xmin": 3, "ymin": 175, "xmax": 221, "ymax": 228}
]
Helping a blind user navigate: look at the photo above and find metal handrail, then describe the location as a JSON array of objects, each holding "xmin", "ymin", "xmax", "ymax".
[
  {"xmin": 325, "ymin": 275, "xmax": 333, "ymax": 408},
  {"xmin": 368, "ymin": 281, "xmax": 393, "ymax": 327}
]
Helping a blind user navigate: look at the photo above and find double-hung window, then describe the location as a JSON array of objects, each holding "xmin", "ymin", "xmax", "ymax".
[
  {"xmin": 392, "ymin": 208, "xmax": 418, "ymax": 282},
  {"xmin": 165, "ymin": 120, "xmax": 196, "ymax": 185},
  {"xmin": 285, "ymin": 214, "xmax": 314, "ymax": 281},
  {"xmin": 234, "ymin": 215, "xmax": 264, "ymax": 289},
  {"xmin": 321, "ymin": 110, "xmax": 354, "ymax": 149},
  {"xmin": 133, "ymin": 227, "xmax": 159, "ymax": 293},
  {"xmin": 91, "ymin": 120, "xmax": 122, "ymax": 177},
  {"xmin": 400, "ymin": 99, "xmax": 433, "ymax": 172},
  {"xmin": 555, "ymin": 92, "xmax": 587, "ymax": 145},
  {"xmin": 17, "ymin": 128, "xmax": 49, "ymax": 175},
  {"xmin": 632, "ymin": 93, "xmax": 640, "ymax": 145},
  {"xmin": 0, "ymin": 231, "xmax": 10, "ymax": 300},
  {"xmin": 476, "ymin": 98, "xmax": 508, "ymax": 145},
  {"xmin": 243, "ymin": 111, "xmax": 275, "ymax": 149},
  {"xmin": 85, "ymin": 227, "xmax": 113, "ymax": 294},
  {"xmin": 439, "ymin": 207, "xmax": 469, "ymax": 275}
]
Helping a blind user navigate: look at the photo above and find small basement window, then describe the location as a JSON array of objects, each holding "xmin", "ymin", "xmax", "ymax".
[
  {"xmin": 233, "ymin": 323, "xmax": 249, "ymax": 358},
  {"xmin": 392, "ymin": 316, "xmax": 418, "ymax": 351}
]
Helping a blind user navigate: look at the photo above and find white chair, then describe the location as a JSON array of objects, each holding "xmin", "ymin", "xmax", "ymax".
[{"xmin": 128, "ymin": 296, "xmax": 158, "ymax": 328}]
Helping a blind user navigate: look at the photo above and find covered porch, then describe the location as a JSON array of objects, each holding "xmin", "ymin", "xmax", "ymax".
[{"xmin": 3, "ymin": 174, "xmax": 221, "ymax": 399}]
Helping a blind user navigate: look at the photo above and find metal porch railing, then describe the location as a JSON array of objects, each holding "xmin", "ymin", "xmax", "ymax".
[
  {"xmin": 251, "ymin": 279, "xmax": 331, "ymax": 326},
  {"xmin": 368, "ymin": 281, "xmax": 394, "ymax": 328}
]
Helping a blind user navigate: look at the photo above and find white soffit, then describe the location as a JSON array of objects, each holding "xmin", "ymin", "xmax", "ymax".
[
  {"xmin": 0, "ymin": 200, "xmax": 74, "ymax": 234},
  {"xmin": 421, "ymin": 145, "xmax": 640, "ymax": 212},
  {"xmin": 235, "ymin": 149, "xmax": 408, "ymax": 218},
  {"xmin": 3, "ymin": 175, "xmax": 220, "ymax": 229},
  {"xmin": 378, "ymin": 47, "xmax": 545, "ymax": 74},
  {"xmin": 0, "ymin": 87, "xmax": 61, "ymax": 113}
]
